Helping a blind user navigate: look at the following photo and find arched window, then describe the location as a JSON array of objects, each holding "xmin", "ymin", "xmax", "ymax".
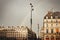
[{"xmin": 46, "ymin": 36, "xmax": 49, "ymax": 40}]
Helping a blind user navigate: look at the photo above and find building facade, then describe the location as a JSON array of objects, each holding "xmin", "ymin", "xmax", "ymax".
[
  {"xmin": 0, "ymin": 26, "xmax": 37, "ymax": 40},
  {"xmin": 41, "ymin": 11, "xmax": 60, "ymax": 40}
]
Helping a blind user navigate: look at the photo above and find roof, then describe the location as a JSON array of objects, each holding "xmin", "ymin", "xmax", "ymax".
[{"xmin": 44, "ymin": 11, "xmax": 60, "ymax": 19}]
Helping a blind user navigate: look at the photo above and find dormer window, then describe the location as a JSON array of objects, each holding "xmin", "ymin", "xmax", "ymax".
[
  {"xmin": 46, "ymin": 16, "xmax": 48, "ymax": 19},
  {"xmin": 51, "ymin": 16, "xmax": 53, "ymax": 19},
  {"xmin": 8, "ymin": 26, "xmax": 10, "ymax": 28},
  {"xmin": 17, "ymin": 26, "xmax": 20, "ymax": 28}
]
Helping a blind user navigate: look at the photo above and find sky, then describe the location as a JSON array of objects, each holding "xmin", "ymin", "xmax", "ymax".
[{"xmin": 0, "ymin": 0, "xmax": 60, "ymax": 35}]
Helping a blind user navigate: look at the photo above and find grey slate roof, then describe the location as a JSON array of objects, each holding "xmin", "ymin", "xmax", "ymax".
[{"xmin": 44, "ymin": 11, "xmax": 60, "ymax": 19}]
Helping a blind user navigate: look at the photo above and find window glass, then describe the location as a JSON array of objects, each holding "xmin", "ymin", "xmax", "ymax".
[
  {"xmin": 46, "ymin": 29, "xmax": 48, "ymax": 33},
  {"xmin": 51, "ymin": 29, "xmax": 53, "ymax": 33}
]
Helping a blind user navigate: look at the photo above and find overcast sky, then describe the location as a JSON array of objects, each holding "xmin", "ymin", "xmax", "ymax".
[{"xmin": 0, "ymin": 0, "xmax": 60, "ymax": 35}]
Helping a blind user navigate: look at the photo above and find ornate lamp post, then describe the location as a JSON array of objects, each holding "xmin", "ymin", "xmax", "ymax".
[{"xmin": 30, "ymin": 3, "xmax": 34, "ymax": 31}]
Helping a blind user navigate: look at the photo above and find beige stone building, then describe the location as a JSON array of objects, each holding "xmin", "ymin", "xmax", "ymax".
[
  {"xmin": 0, "ymin": 26, "xmax": 37, "ymax": 40},
  {"xmin": 41, "ymin": 11, "xmax": 60, "ymax": 40}
]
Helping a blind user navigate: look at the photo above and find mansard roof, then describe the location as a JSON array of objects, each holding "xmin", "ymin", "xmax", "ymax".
[{"xmin": 44, "ymin": 11, "xmax": 60, "ymax": 19}]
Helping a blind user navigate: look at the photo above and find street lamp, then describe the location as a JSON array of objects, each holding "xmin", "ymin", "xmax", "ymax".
[{"xmin": 30, "ymin": 3, "xmax": 34, "ymax": 31}]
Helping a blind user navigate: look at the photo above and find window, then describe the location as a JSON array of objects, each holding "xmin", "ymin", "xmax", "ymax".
[
  {"xmin": 46, "ymin": 23, "xmax": 48, "ymax": 27},
  {"xmin": 51, "ymin": 16, "xmax": 53, "ymax": 19},
  {"xmin": 56, "ymin": 23, "xmax": 58, "ymax": 26},
  {"xmin": 56, "ymin": 19, "xmax": 58, "ymax": 27},
  {"xmin": 46, "ymin": 16, "xmax": 48, "ymax": 19},
  {"xmin": 56, "ymin": 28, "xmax": 59, "ymax": 33},
  {"xmin": 51, "ymin": 20, "xmax": 53, "ymax": 23},
  {"xmin": 51, "ymin": 29, "xmax": 53, "ymax": 33},
  {"xmin": 46, "ymin": 29, "xmax": 48, "ymax": 33},
  {"xmin": 56, "ymin": 20, "xmax": 58, "ymax": 23},
  {"xmin": 51, "ymin": 24, "xmax": 53, "ymax": 27},
  {"xmin": 46, "ymin": 20, "xmax": 48, "ymax": 27}
]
